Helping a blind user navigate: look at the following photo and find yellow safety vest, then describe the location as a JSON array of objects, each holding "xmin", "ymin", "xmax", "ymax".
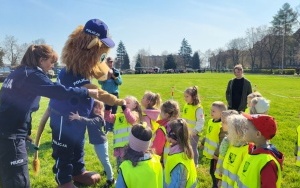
[
  {"xmin": 221, "ymin": 144, "xmax": 249, "ymax": 188},
  {"xmin": 297, "ymin": 125, "xmax": 300, "ymax": 167},
  {"xmin": 165, "ymin": 152, "xmax": 197, "ymax": 188},
  {"xmin": 182, "ymin": 103, "xmax": 203, "ymax": 129},
  {"xmin": 120, "ymin": 154, "xmax": 163, "ymax": 188},
  {"xmin": 235, "ymin": 153, "xmax": 282, "ymax": 188},
  {"xmin": 113, "ymin": 113, "xmax": 131, "ymax": 148},
  {"xmin": 244, "ymin": 107, "xmax": 250, "ymax": 114},
  {"xmin": 203, "ymin": 119, "xmax": 222, "ymax": 159}
]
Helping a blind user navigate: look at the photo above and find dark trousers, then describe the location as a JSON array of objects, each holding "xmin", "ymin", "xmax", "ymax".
[
  {"xmin": 50, "ymin": 112, "xmax": 86, "ymax": 185},
  {"xmin": 210, "ymin": 158, "xmax": 219, "ymax": 188},
  {"xmin": 0, "ymin": 138, "xmax": 30, "ymax": 188},
  {"xmin": 105, "ymin": 93, "xmax": 119, "ymax": 132}
]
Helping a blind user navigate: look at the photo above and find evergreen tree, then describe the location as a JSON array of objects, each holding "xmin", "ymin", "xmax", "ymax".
[
  {"xmin": 271, "ymin": 3, "xmax": 298, "ymax": 68},
  {"xmin": 272, "ymin": 3, "xmax": 298, "ymax": 35},
  {"xmin": 164, "ymin": 54, "xmax": 176, "ymax": 70},
  {"xmin": 116, "ymin": 41, "xmax": 130, "ymax": 70},
  {"xmin": 178, "ymin": 38, "xmax": 192, "ymax": 69},
  {"xmin": 191, "ymin": 52, "xmax": 201, "ymax": 69},
  {"xmin": 121, "ymin": 52, "xmax": 130, "ymax": 70},
  {"xmin": 135, "ymin": 54, "xmax": 142, "ymax": 73}
]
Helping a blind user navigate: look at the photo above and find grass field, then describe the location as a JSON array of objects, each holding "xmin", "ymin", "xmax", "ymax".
[{"xmin": 11, "ymin": 72, "xmax": 300, "ymax": 187}]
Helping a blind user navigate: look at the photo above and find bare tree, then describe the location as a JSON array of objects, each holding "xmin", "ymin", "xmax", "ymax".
[
  {"xmin": 246, "ymin": 27, "xmax": 259, "ymax": 70},
  {"xmin": 31, "ymin": 38, "xmax": 46, "ymax": 45},
  {"xmin": 227, "ymin": 37, "xmax": 247, "ymax": 66},
  {"xmin": 255, "ymin": 26, "xmax": 269, "ymax": 68},
  {"xmin": 263, "ymin": 27, "xmax": 282, "ymax": 68},
  {"xmin": 0, "ymin": 48, "xmax": 4, "ymax": 67},
  {"xmin": 3, "ymin": 35, "xmax": 20, "ymax": 66}
]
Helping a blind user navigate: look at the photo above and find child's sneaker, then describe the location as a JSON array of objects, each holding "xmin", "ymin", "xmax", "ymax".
[{"xmin": 104, "ymin": 178, "xmax": 115, "ymax": 188}]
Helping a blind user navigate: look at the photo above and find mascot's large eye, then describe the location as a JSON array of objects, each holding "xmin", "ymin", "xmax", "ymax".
[{"xmin": 100, "ymin": 53, "xmax": 107, "ymax": 62}]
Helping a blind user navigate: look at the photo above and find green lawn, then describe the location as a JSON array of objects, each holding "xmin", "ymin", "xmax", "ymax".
[{"xmin": 8, "ymin": 72, "xmax": 300, "ymax": 187}]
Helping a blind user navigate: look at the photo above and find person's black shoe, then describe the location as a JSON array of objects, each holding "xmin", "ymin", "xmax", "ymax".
[{"xmin": 103, "ymin": 178, "xmax": 115, "ymax": 188}]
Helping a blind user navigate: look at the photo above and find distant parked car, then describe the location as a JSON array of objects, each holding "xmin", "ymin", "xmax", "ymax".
[
  {"xmin": 0, "ymin": 66, "xmax": 12, "ymax": 82},
  {"xmin": 122, "ymin": 69, "xmax": 135, "ymax": 74}
]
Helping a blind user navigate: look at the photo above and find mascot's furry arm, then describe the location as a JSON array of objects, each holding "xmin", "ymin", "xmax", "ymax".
[{"xmin": 83, "ymin": 83, "xmax": 124, "ymax": 106}]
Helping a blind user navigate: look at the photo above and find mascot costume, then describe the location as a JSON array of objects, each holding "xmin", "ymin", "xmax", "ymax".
[{"xmin": 33, "ymin": 19, "xmax": 123, "ymax": 188}]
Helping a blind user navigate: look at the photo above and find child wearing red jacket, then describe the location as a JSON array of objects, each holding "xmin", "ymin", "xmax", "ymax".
[
  {"xmin": 236, "ymin": 114, "xmax": 284, "ymax": 188},
  {"xmin": 151, "ymin": 100, "xmax": 180, "ymax": 165}
]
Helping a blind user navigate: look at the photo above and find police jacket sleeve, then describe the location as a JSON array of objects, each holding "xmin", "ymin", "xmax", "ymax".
[{"xmin": 25, "ymin": 71, "xmax": 88, "ymax": 100}]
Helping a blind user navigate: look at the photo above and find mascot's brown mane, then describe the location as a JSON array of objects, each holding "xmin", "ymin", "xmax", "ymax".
[{"xmin": 61, "ymin": 25, "xmax": 109, "ymax": 79}]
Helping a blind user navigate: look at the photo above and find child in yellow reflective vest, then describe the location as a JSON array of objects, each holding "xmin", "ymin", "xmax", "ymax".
[
  {"xmin": 116, "ymin": 123, "xmax": 163, "ymax": 188},
  {"xmin": 182, "ymin": 86, "xmax": 204, "ymax": 166},
  {"xmin": 214, "ymin": 110, "xmax": 239, "ymax": 181},
  {"xmin": 235, "ymin": 114, "xmax": 284, "ymax": 188},
  {"xmin": 151, "ymin": 100, "xmax": 180, "ymax": 165},
  {"xmin": 201, "ymin": 101, "xmax": 227, "ymax": 188},
  {"xmin": 164, "ymin": 118, "xmax": 197, "ymax": 187},
  {"xmin": 218, "ymin": 114, "xmax": 254, "ymax": 187},
  {"xmin": 104, "ymin": 96, "xmax": 143, "ymax": 168},
  {"xmin": 141, "ymin": 91, "xmax": 162, "ymax": 133}
]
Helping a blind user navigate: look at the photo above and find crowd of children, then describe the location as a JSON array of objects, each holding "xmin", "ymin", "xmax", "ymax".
[{"xmin": 26, "ymin": 82, "xmax": 287, "ymax": 188}]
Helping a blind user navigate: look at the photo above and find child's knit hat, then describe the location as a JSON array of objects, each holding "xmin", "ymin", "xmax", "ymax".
[
  {"xmin": 242, "ymin": 113, "xmax": 277, "ymax": 140},
  {"xmin": 129, "ymin": 123, "xmax": 151, "ymax": 152},
  {"xmin": 254, "ymin": 97, "xmax": 270, "ymax": 113}
]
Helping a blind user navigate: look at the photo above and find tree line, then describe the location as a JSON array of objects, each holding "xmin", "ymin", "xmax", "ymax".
[
  {"xmin": 114, "ymin": 3, "xmax": 300, "ymax": 72},
  {"xmin": 1, "ymin": 3, "xmax": 299, "ymax": 72}
]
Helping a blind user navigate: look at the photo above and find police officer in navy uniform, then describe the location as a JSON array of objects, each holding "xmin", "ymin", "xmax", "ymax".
[{"xmin": 0, "ymin": 44, "xmax": 98, "ymax": 188}]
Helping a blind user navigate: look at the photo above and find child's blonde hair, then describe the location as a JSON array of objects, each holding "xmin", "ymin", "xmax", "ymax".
[
  {"xmin": 161, "ymin": 100, "xmax": 180, "ymax": 120},
  {"xmin": 168, "ymin": 119, "xmax": 193, "ymax": 159},
  {"xmin": 247, "ymin": 92, "xmax": 262, "ymax": 99},
  {"xmin": 226, "ymin": 114, "xmax": 248, "ymax": 146},
  {"xmin": 221, "ymin": 110, "xmax": 239, "ymax": 123},
  {"xmin": 143, "ymin": 91, "xmax": 162, "ymax": 109},
  {"xmin": 126, "ymin": 96, "xmax": 143, "ymax": 123},
  {"xmin": 212, "ymin": 101, "xmax": 227, "ymax": 112},
  {"xmin": 184, "ymin": 86, "xmax": 200, "ymax": 105}
]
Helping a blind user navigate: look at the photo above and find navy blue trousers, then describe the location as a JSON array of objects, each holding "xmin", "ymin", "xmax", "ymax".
[
  {"xmin": 50, "ymin": 112, "xmax": 86, "ymax": 185},
  {"xmin": 0, "ymin": 138, "xmax": 30, "ymax": 188}
]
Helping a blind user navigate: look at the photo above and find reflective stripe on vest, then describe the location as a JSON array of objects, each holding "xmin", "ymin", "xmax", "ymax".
[
  {"xmin": 113, "ymin": 137, "xmax": 129, "ymax": 144},
  {"xmin": 221, "ymin": 169, "xmax": 237, "ymax": 187},
  {"xmin": 221, "ymin": 144, "xmax": 249, "ymax": 187},
  {"xmin": 114, "ymin": 127, "xmax": 131, "ymax": 134},
  {"xmin": 113, "ymin": 113, "xmax": 131, "ymax": 148}
]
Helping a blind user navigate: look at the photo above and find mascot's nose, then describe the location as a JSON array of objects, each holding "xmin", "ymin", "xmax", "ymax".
[{"xmin": 92, "ymin": 62, "xmax": 109, "ymax": 81}]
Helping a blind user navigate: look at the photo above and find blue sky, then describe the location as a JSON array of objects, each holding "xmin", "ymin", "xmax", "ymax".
[{"xmin": 1, "ymin": 0, "xmax": 299, "ymax": 64}]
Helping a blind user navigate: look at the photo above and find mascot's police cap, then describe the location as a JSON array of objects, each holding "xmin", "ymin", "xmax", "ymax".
[{"xmin": 84, "ymin": 19, "xmax": 115, "ymax": 48}]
